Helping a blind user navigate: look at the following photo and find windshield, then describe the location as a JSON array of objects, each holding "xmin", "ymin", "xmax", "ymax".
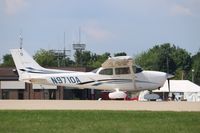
[
  {"xmin": 91, "ymin": 68, "xmax": 99, "ymax": 73},
  {"xmin": 132, "ymin": 65, "xmax": 143, "ymax": 73}
]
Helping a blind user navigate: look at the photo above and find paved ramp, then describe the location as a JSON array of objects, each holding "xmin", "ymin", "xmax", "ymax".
[{"xmin": 0, "ymin": 100, "xmax": 200, "ymax": 111}]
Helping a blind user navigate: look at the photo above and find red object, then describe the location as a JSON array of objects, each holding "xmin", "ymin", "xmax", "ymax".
[
  {"xmin": 100, "ymin": 92, "xmax": 110, "ymax": 100},
  {"xmin": 125, "ymin": 96, "xmax": 138, "ymax": 101}
]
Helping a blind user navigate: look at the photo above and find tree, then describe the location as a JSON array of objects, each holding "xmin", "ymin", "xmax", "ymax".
[
  {"xmin": 135, "ymin": 43, "xmax": 192, "ymax": 79},
  {"xmin": 34, "ymin": 49, "xmax": 58, "ymax": 67},
  {"xmin": 135, "ymin": 44, "xmax": 174, "ymax": 72},
  {"xmin": 0, "ymin": 54, "xmax": 15, "ymax": 67},
  {"xmin": 64, "ymin": 57, "xmax": 75, "ymax": 67},
  {"xmin": 34, "ymin": 49, "xmax": 75, "ymax": 67},
  {"xmin": 74, "ymin": 51, "xmax": 92, "ymax": 67},
  {"xmin": 172, "ymin": 47, "xmax": 192, "ymax": 80},
  {"xmin": 74, "ymin": 50, "xmax": 110, "ymax": 68},
  {"xmin": 90, "ymin": 52, "xmax": 110, "ymax": 68},
  {"xmin": 192, "ymin": 50, "xmax": 200, "ymax": 85}
]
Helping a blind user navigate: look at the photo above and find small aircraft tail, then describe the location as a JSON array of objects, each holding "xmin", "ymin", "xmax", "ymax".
[
  {"xmin": 10, "ymin": 48, "xmax": 72, "ymax": 82},
  {"xmin": 10, "ymin": 48, "xmax": 45, "ymax": 81}
]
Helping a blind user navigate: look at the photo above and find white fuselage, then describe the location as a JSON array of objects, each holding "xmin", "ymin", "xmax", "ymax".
[{"xmin": 25, "ymin": 67, "xmax": 167, "ymax": 92}]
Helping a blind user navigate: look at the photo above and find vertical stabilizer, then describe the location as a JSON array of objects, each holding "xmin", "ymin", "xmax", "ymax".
[{"xmin": 10, "ymin": 49, "xmax": 44, "ymax": 80}]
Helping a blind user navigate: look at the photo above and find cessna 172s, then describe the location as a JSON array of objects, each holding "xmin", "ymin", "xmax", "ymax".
[{"xmin": 10, "ymin": 48, "xmax": 171, "ymax": 99}]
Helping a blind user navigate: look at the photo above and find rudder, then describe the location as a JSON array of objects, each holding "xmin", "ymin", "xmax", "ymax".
[{"xmin": 10, "ymin": 48, "xmax": 44, "ymax": 80}]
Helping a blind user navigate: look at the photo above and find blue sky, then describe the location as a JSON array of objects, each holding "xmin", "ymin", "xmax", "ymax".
[{"xmin": 0, "ymin": 0, "xmax": 200, "ymax": 61}]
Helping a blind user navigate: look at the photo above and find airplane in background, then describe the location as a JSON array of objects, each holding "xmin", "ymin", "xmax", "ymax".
[{"xmin": 10, "ymin": 48, "xmax": 172, "ymax": 99}]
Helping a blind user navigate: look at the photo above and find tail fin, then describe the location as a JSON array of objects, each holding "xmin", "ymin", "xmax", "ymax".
[{"xmin": 10, "ymin": 48, "xmax": 44, "ymax": 81}]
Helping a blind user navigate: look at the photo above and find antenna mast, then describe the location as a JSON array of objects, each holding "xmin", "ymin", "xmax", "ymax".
[
  {"xmin": 64, "ymin": 32, "xmax": 66, "ymax": 50},
  {"xmin": 78, "ymin": 27, "xmax": 81, "ymax": 44}
]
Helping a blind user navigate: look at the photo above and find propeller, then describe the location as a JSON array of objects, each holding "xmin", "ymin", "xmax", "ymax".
[
  {"xmin": 167, "ymin": 79, "xmax": 170, "ymax": 93},
  {"xmin": 166, "ymin": 57, "xmax": 174, "ymax": 98},
  {"xmin": 166, "ymin": 74, "xmax": 174, "ymax": 98}
]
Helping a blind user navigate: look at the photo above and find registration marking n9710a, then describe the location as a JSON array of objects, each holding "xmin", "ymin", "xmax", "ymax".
[{"xmin": 51, "ymin": 76, "xmax": 81, "ymax": 84}]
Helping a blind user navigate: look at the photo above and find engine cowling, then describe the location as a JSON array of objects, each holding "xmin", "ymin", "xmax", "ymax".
[{"xmin": 108, "ymin": 90, "xmax": 127, "ymax": 99}]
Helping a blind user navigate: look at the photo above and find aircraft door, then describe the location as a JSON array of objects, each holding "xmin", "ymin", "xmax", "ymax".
[{"xmin": 114, "ymin": 67, "xmax": 135, "ymax": 91}]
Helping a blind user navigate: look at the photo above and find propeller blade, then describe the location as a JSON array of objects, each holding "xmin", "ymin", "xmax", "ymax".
[
  {"xmin": 167, "ymin": 74, "xmax": 174, "ymax": 79},
  {"xmin": 167, "ymin": 79, "xmax": 170, "ymax": 93}
]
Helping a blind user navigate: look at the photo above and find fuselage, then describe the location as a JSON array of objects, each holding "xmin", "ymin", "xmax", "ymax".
[
  {"xmin": 26, "ymin": 66, "xmax": 167, "ymax": 92},
  {"xmin": 10, "ymin": 48, "xmax": 168, "ymax": 93}
]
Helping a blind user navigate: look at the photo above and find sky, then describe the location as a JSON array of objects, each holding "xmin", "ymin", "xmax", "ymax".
[{"xmin": 0, "ymin": 0, "xmax": 200, "ymax": 62}]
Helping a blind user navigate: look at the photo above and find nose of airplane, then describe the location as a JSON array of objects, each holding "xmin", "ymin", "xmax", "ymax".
[
  {"xmin": 145, "ymin": 71, "xmax": 168, "ymax": 87},
  {"xmin": 154, "ymin": 71, "xmax": 168, "ymax": 87}
]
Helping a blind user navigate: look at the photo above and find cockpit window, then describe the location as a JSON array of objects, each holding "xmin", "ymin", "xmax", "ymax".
[
  {"xmin": 133, "ymin": 65, "xmax": 143, "ymax": 73},
  {"xmin": 115, "ymin": 67, "xmax": 130, "ymax": 75},
  {"xmin": 99, "ymin": 68, "xmax": 113, "ymax": 75}
]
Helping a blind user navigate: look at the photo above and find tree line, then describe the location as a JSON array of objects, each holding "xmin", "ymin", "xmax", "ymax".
[{"xmin": 0, "ymin": 43, "xmax": 199, "ymax": 85}]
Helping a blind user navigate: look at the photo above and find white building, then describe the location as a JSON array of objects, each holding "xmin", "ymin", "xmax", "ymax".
[{"xmin": 153, "ymin": 80, "xmax": 200, "ymax": 102}]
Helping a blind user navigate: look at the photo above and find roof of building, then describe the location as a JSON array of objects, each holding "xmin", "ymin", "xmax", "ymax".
[
  {"xmin": 0, "ymin": 67, "xmax": 18, "ymax": 81},
  {"xmin": 153, "ymin": 80, "xmax": 200, "ymax": 93},
  {"xmin": 0, "ymin": 81, "xmax": 25, "ymax": 89}
]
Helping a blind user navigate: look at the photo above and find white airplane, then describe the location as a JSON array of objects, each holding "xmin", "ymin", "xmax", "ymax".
[{"xmin": 10, "ymin": 48, "xmax": 171, "ymax": 99}]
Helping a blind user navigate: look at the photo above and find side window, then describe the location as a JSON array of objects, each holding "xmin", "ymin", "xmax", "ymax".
[
  {"xmin": 99, "ymin": 68, "xmax": 113, "ymax": 75},
  {"xmin": 115, "ymin": 67, "xmax": 130, "ymax": 75}
]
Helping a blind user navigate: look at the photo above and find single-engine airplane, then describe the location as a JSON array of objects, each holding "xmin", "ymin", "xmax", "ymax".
[{"xmin": 10, "ymin": 48, "xmax": 172, "ymax": 99}]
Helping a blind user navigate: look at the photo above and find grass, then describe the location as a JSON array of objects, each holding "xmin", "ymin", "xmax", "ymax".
[{"xmin": 0, "ymin": 110, "xmax": 199, "ymax": 133}]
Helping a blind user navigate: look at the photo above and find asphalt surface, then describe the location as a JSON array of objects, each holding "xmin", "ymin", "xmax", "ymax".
[{"xmin": 0, "ymin": 100, "xmax": 200, "ymax": 111}]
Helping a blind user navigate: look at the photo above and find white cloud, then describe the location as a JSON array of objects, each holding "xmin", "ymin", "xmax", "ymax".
[
  {"xmin": 4, "ymin": 0, "xmax": 27, "ymax": 15},
  {"xmin": 170, "ymin": 4, "xmax": 193, "ymax": 16}
]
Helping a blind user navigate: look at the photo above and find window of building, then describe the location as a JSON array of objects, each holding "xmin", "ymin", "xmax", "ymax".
[
  {"xmin": 18, "ymin": 90, "xmax": 24, "ymax": 100},
  {"xmin": 2, "ymin": 90, "xmax": 9, "ymax": 99},
  {"xmin": 49, "ymin": 90, "xmax": 56, "ymax": 100},
  {"xmin": 34, "ymin": 89, "xmax": 41, "ymax": 92},
  {"xmin": 115, "ymin": 67, "xmax": 130, "ymax": 75},
  {"xmin": 99, "ymin": 68, "xmax": 113, "ymax": 75}
]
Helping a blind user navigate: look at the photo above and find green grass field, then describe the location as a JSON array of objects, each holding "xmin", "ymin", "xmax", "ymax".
[{"xmin": 0, "ymin": 110, "xmax": 199, "ymax": 133}]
